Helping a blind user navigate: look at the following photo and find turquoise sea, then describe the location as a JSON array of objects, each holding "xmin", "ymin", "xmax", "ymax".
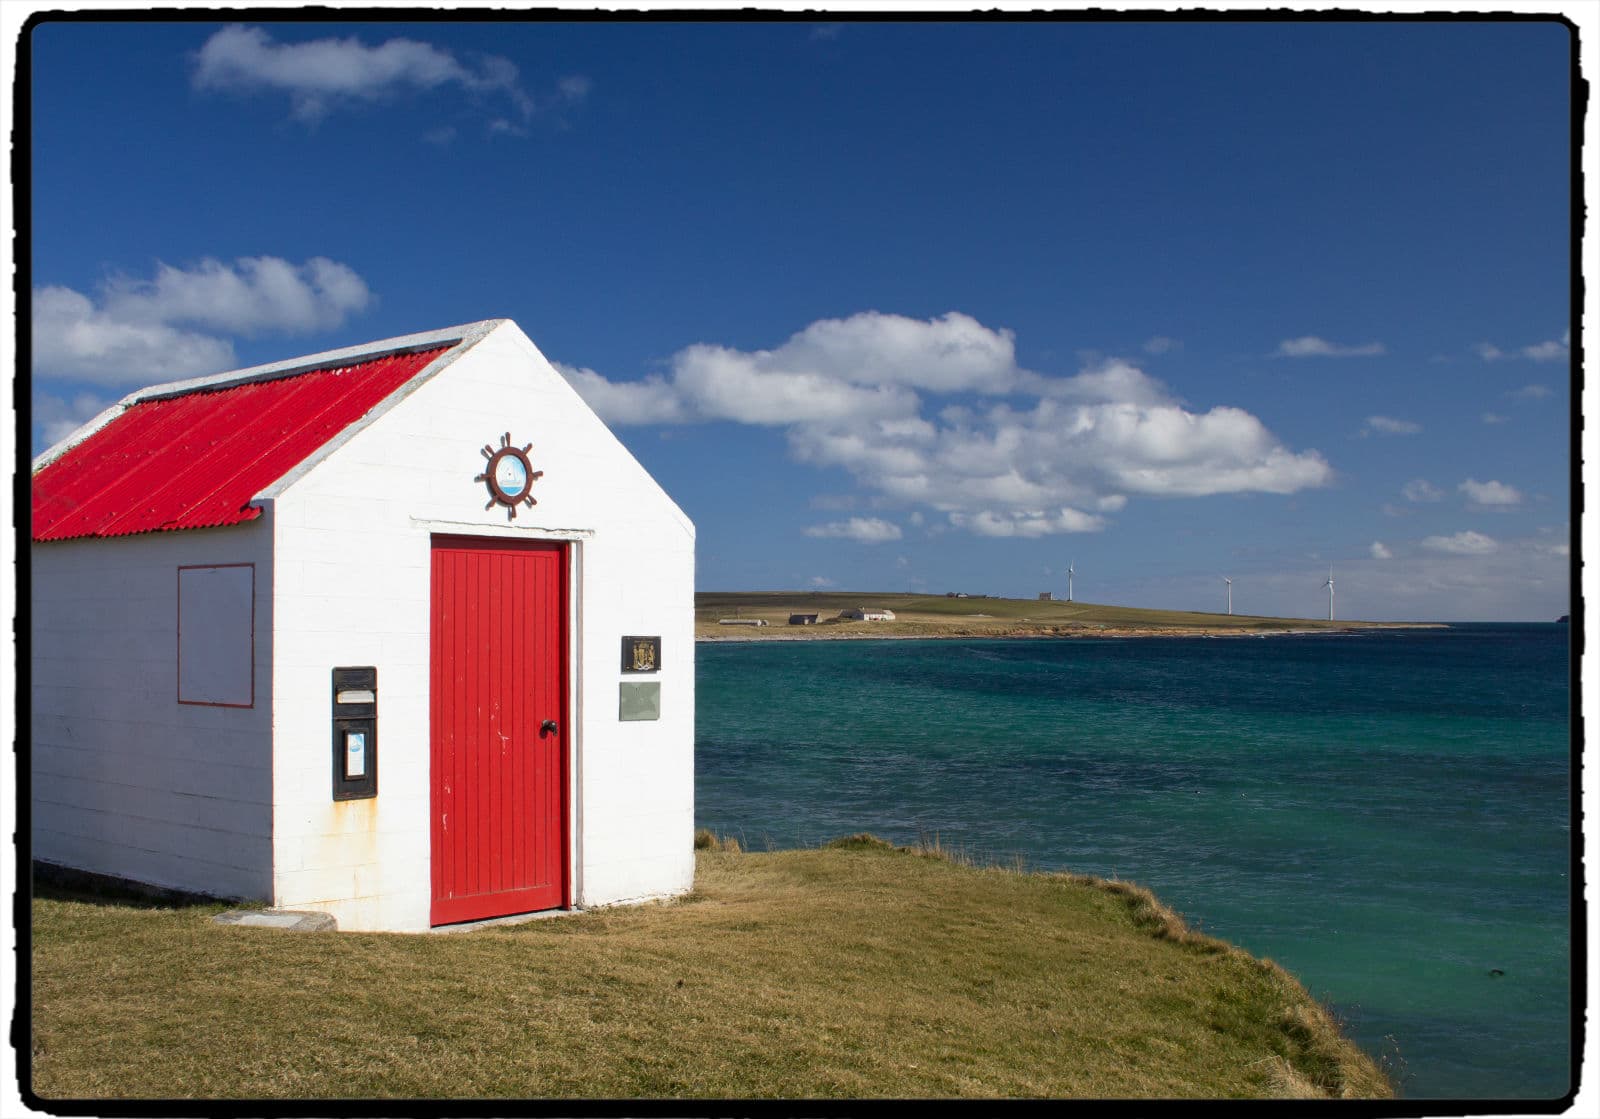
[{"xmin": 693, "ymin": 623, "xmax": 1574, "ymax": 1100}]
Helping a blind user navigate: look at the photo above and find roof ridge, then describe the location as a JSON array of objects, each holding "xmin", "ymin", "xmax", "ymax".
[
  {"xmin": 131, "ymin": 318, "xmax": 503, "ymax": 404},
  {"xmin": 32, "ymin": 319, "xmax": 504, "ymax": 475}
]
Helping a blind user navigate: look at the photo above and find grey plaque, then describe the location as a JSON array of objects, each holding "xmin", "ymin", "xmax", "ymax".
[{"xmin": 619, "ymin": 681, "xmax": 661, "ymax": 721}]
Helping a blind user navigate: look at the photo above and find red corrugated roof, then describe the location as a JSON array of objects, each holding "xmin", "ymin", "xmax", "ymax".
[{"xmin": 32, "ymin": 345, "xmax": 451, "ymax": 542}]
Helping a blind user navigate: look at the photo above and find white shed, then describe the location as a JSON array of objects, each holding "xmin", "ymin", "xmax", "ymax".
[{"xmin": 30, "ymin": 319, "xmax": 695, "ymax": 931}]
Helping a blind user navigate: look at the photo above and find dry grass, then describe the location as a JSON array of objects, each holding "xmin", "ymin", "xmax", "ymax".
[{"xmin": 30, "ymin": 838, "xmax": 1392, "ymax": 1100}]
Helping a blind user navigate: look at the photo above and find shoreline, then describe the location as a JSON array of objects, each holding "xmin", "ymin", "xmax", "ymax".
[{"xmin": 696, "ymin": 622, "xmax": 1447, "ymax": 643}]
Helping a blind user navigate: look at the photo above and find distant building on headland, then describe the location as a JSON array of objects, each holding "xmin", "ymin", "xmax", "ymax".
[
  {"xmin": 1038, "ymin": 591, "xmax": 1053, "ymax": 601},
  {"xmin": 719, "ymin": 618, "xmax": 768, "ymax": 626},
  {"xmin": 788, "ymin": 613, "xmax": 819, "ymax": 625},
  {"xmin": 840, "ymin": 607, "xmax": 896, "ymax": 622}
]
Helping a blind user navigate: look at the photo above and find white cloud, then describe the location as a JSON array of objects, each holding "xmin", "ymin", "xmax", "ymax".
[
  {"xmin": 562, "ymin": 310, "xmax": 1332, "ymax": 538},
  {"xmin": 808, "ymin": 575, "xmax": 836, "ymax": 588},
  {"xmin": 1533, "ymin": 525, "xmax": 1570, "ymax": 562},
  {"xmin": 1362, "ymin": 415, "xmax": 1421, "ymax": 436},
  {"xmin": 1402, "ymin": 479, "xmax": 1443, "ymax": 503},
  {"xmin": 1370, "ymin": 541, "xmax": 1393, "ymax": 560},
  {"xmin": 672, "ymin": 341, "xmax": 923, "ymax": 425},
  {"xmin": 569, "ymin": 313, "xmax": 1016, "ymax": 429},
  {"xmin": 102, "ymin": 256, "xmax": 372, "ymax": 335},
  {"xmin": 1475, "ymin": 330, "xmax": 1568, "ymax": 363},
  {"xmin": 564, "ymin": 311, "xmax": 1024, "ymax": 429},
  {"xmin": 558, "ymin": 75, "xmax": 593, "ymax": 102},
  {"xmin": 1523, "ymin": 330, "xmax": 1570, "ymax": 361},
  {"xmin": 803, "ymin": 517, "xmax": 903, "ymax": 543},
  {"xmin": 1510, "ymin": 384, "xmax": 1553, "ymax": 400},
  {"xmin": 32, "ymin": 286, "xmax": 237, "ymax": 384},
  {"xmin": 32, "ymin": 256, "xmax": 374, "ymax": 385},
  {"xmin": 765, "ymin": 310, "xmax": 1024, "ymax": 394},
  {"xmin": 1060, "ymin": 403, "xmax": 1331, "ymax": 496},
  {"xmin": 1460, "ymin": 478, "xmax": 1523, "ymax": 507},
  {"xmin": 555, "ymin": 363, "xmax": 688, "ymax": 425},
  {"xmin": 947, "ymin": 508, "xmax": 1105, "ymax": 537},
  {"xmin": 1273, "ymin": 336, "xmax": 1386, "ymax": 358},
  {"xmin": 1422, "ymin": 530, "xmax": 1498, "ymax": 555},
  {"xmin": 1036, "ymin": 358, "xmax": 1172, "ymax": 407},
  {"xmin": 1482, "ymin": 412, "xmax": 1508, "ymax": 425},
  {"xmin": 1142, "ymin": 335, "xmax": 1181, "ymax": 355},
  {"xmin": 193, "ymin": 24, "xmax": 542, "ymax": 124}
]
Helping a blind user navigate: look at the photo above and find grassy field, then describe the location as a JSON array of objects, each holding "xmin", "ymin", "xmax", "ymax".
[
  {"xmin": 697, "ymin": 590, "xmax": 1431, "ymax": 640},
  {"xmin": 29, "ymin": 837, "xmax": 1392, "ymax": 1100}
]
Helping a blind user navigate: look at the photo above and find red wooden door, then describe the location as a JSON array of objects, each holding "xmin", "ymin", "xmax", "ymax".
[{"xmin": 430, "ymin": 536, "xmax": 568, "ymax": 925}]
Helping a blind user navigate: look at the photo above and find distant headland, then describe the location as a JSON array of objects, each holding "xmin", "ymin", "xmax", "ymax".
[{"xmin": 696, "ymin": 591, "xmax": 1445, "ymax": 641}]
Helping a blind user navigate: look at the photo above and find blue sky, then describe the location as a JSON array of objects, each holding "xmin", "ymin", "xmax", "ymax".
[{"xmin": 22, "ymin": 14, "xmax": 1577, "ymax": 621}]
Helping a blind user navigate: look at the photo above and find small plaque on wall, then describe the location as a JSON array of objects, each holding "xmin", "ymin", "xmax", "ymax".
[
  {"xmin": 620, "ymin": 681, "xmax": 661, "ymax": 721},
  {"xmin": 621, "ymin": 635, "xmax": 661, "ymax": 673}
]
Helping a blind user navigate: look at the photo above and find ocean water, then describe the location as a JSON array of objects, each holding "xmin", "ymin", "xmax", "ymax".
[{"xmin": 693, "ymin": 624, "xmax": 1573, "ymax": 1100}]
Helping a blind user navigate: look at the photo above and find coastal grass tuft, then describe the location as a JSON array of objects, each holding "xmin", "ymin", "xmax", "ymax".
[{"xmin": 30, "ymin": 838, "xmax": 1392, "ymax": 1100}]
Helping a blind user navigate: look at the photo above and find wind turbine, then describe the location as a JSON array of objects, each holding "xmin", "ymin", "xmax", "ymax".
[
  {"xmin": 1323, "ymin": 565, "xmax": 1335, "ymax": 621},
  {"xmin": 1067, "ymin": 559, "xmax": 1075, "ymax": 603},
  {"xmin": 1225, "ymin": 577, "xmax": 1232, "ymax": 616}
]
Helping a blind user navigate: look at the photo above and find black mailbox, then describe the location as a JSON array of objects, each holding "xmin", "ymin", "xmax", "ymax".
[{"xmin": 332, "ymin": 666, "xmax": 377, "ymax": 801}]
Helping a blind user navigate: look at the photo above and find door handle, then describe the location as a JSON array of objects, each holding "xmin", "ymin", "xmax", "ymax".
[{"xmin": 540, "ymin": 719, "xmax": 559, "ymax": 737}]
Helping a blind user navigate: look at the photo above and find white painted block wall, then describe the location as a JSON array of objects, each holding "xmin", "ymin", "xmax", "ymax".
[
  {"xmin": 267, "ymin": 321, "xmax": 695, "ymax": 931},
  {"xmin": 31, "ymin": 522, "xmax": 275, "ymax": 900}
]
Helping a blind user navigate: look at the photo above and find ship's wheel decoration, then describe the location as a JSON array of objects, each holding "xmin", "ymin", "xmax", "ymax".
[{"xmin": 475, "ymin": 432, "xmax": 544, "ymax": 520}]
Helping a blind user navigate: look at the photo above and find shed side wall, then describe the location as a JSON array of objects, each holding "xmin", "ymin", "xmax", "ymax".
[{"xmin": 30, "ymin": 521, "xmax": 275, "ymax": 899}]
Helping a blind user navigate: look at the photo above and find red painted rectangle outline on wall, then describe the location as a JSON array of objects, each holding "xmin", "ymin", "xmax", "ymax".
[{"xmin": 176, "ymin": 563, "xmax": 256, "ymax": 708}]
